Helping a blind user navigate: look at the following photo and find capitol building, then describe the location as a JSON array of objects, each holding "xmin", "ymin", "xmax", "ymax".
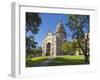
[{"xmin": 42, "ymin": 19, "xmax": 67, "ymax": 56}]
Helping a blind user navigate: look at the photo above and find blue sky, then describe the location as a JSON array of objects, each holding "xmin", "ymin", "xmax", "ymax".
[{"xmin": 34, "ymin": 13, "xmax": 72, "ymax": 47}]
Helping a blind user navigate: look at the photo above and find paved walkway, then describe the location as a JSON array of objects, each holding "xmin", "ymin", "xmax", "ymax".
[{"xmin": 34, "ymin": 57, "xmax": 55, "ymax": 66}]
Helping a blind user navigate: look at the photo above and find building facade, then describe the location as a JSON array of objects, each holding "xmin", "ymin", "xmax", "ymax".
[{"xmin": 42, "ymin": 20, "xmax": 67, "ymax": 56}]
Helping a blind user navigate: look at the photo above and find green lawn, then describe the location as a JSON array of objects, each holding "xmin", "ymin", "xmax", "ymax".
[
  {"xmin": 48, "ymin": 55, "xmax": 89, "ymax": 66},
  {"xmin": 26, "ymin": 56, "xmax": 48, "ymax": 67},
  {"xmin": 26, "ymin": 55, "xmax": 89, "ymax": 67}
]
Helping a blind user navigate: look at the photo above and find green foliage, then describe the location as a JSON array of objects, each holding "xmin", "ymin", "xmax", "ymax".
[
  {"xmin": 26, "ymin": 36, "xmax": 37, "ymax": 54},
  {"xmin": 26, "ymin": 12, "xmax": 42, "ymax": 34},
  {"xmin": 71, "ymin": 40, "xmax": 77, "ymax": 53},
  {"xmin": 67, "ymin": 15, "xmax": 89, "ymax": 40},
  {"xmin": 26, "ymin": 12, "xmax": 42, "ymax": 55},
  {"xmin": 60, "ymin": 41, "xmax": 68, "ymax": 54},
  {"xmin": 60, "ymin": 41, "xmax": 69, "ymax": 55},
  {"xmin": 60, "ymin": 41, "xmax": 78, "ymax": 55},
  {"xmin": 67, "ymin": 15, "xmax": 89, "ymax": 62},
  {"xmin": 46, "ymin": 52, "xmax": 51, "ymax": 56},
  {"xmin": 27, "ymin": 47, "xmax": 42, "ymax": 57}
]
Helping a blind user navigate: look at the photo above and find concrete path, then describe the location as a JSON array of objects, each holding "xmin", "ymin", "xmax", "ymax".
[{"xmin": 34, "ymin": 57, "xmax": 55, "ymax": 66}]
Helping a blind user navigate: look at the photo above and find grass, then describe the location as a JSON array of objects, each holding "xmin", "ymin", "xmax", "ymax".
[
  {"xmin": 48, "ymin": 55, "xmax": 89, "ymax": 66},
  {"xmin": 26, "ymin": 56, "xmax": 48, "ymax": 67},
  {"xmin": 26, "ymin": 55, "xmax": 89, "ymax": 67}
]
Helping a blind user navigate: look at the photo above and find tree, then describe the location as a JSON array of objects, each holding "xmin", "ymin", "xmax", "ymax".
[
  {"xmin": 26, "ymin": 12, "xmax": 41, "ymax": 34},
  {"xmin": 61, "ymin": 41, "xmax": 72, "ymax": 55},
  {"xmin": 71, "ymin": 40, "xmax": 78, "ymax": 55},
  {"xmin": 36, "ymin": 47, "xmax": 42, "ymax": 56},
  {"xmin": 26, "ymin": 36, "xmax": 37, "ymax": 55},
  {"xmin": 30, "ymin": 47, "xmax": 42, "ymax": 57},
  {"xmin": 61, "ymin": 42, "xmax": 68, "ymax": 55},
  {"xmin": 67, "ymin": 15, "xmax": 89, "ymax": 62},
  {"xmin": 26, "ymin": 12, "xmax": 42, "ymax": 54}
]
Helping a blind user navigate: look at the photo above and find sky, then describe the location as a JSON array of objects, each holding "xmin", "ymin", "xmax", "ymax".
[{"xmin": 33, "ymin": 13, "xmax": 72, "ymax": 47}]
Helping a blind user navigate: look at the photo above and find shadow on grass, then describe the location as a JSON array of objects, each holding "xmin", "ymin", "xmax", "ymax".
[
  {"xmin": 26, "ymin": 57, "xmax": 48, "ymax": 67},
  {"xmin": 48, "ymin": 56, "xmax": 89, "ymax": 66}
]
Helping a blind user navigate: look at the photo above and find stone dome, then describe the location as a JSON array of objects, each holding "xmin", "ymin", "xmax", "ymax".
[{"xmin": 55, "ymin": 21, "xmax": 65, "ymax": 33}]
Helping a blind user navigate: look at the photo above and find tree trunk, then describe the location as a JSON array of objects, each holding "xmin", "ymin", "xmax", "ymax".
[{"xmin": 84, "ymin": 55, "xmax": 89, "ymax": 63}]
